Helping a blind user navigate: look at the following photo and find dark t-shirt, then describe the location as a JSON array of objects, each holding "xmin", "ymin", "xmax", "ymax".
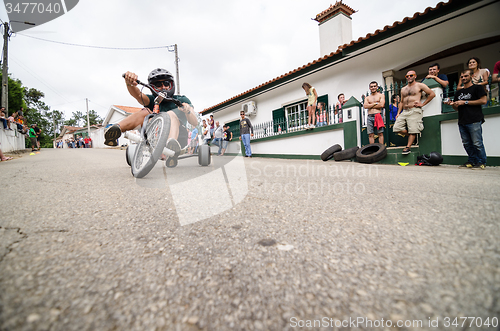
[
  {"xmin": 146, "ymin": 94, "xmax": 192, "ymax": 126},
  {"xmin": 223, "ymin": 128, "xmax": 231, "ymax": 141},
  {"xmin": 239, "ymin": 118, "xmax": 253, "ymax": 135},
  {"xmin": 453, "ymin": 84, "xmax": 486, "ymax": 125}
]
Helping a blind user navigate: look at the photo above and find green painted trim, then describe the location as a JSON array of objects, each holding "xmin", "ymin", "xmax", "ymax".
[
  {"xmin": 343, "ymin": 96, "xmax": 361, "ymax": 108},
  {"xmin": 422, "ymin": 78, "xmax": 441, "ymax": 89},
  {"xmin": 443, "ymin": 155, "xmax": 500, "ymax": 167},
  {"xmin": 342, "ymin": 121, "xmax": 357, "ymax": 149},
  {"xmin": 251, "ymin": 122, "xmax": 346, "ymax": 144},
  {"xmin": 252, "ymin": 154, "xmax": 321, "ymax": 160}
]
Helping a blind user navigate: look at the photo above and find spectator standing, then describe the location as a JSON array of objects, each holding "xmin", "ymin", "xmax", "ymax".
[
  {"xmin": 335, "ymin": 93, "xmax": 347, "ymax": 123},
  {"xmin": 28, "ymin": 124, "xmax": 37, "ymax": 152},
  {"xmin": 239, "ymin": 111, "xmax": 254, "ymax": 157},
  {"xmin": 187, "ymin": 127, "xmax": 198, "ymax": 154},
  {"xmin": 446, "ymin": 69, "xmax": 487, "ymax": 169},
  {"xmin": 209, "ymin": 114, "xmax": 215, "ymax": 138},
  {"xmin": 363, "ymin": 81, "xmax": 386, "ymax": 145},
  {"xmin": 212, "ymin": 121, "xmax": 224, "ymax": 155},
  {"xmin": 34, "ymin": 124, "xmax": 42, "ymax": 150},
  {"xmin": 302, "ymin": 83, "xmax": 317, "ymax": 129},
  {"xmin": 316, "ymin": 102, "xmax": 327, "ymax": 127},
  {"xmin": 492, "ymin": 60, "xmax": 500, "ymax": 83},
  {"xmin": 393, "ymin": 70, "xmax": 435, "ymax": 155},
  {"xmin": 84, "ymin": 136, "xmax": 90, "ymax": 148},
  {"xmin": 421, "ymin": 63, "xmax": 449, "ymax": 89},
  {"xmin": 389, "ymin": 95, "xmax": 400, "ymax": 121},
  {"xmin": 18, "ymin": 107, "xmax": 24, "ymax": 117},
  {"xmin": 202, "ymin": 120, "xmax": 211, "ymax": 145},
  {"xmin": 458, "ymin": 57, "xmax": 489, "ymax": 93},
  {"xmin": 220, "ymin": 125, "xmax": 232, "ymax": 156}
]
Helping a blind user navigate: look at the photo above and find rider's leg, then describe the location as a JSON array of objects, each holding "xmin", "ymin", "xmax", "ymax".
[
  {"xmin": 118, "ymin": 108, "xmax": 150, "ymax": 132},
  {"xmin": 104, "ymin": 108, "xmax": 150, "ymax": 146}
]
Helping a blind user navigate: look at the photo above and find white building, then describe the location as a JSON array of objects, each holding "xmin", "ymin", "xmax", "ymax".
[{"xmin": 202, "ymin": 0, "xmax": 500, "ymax": 166}]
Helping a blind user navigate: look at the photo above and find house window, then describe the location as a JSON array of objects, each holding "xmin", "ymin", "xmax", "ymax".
[{"xmin": 285, "ymin": 101, "xmax": 308, "ymax": 129}]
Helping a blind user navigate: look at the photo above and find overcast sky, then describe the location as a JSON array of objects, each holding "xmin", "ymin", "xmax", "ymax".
[{"xmin": 0, "ymin": 0, "xmax": 442, "ymax": 121}]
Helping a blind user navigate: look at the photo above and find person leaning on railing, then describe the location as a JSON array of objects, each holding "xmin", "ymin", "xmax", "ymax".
[{"xmin": 457, "ymin": 57, "xmax": 489, "ymax": 93}]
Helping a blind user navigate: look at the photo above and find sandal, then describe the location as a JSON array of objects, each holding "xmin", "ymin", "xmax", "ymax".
[
  {"xmin": 1, "ymin": 157, "xmax": 13, "ymax": 161},
  {"xmin": 402, "ymin": 147, "xmax": 411, "ymax": 155}
]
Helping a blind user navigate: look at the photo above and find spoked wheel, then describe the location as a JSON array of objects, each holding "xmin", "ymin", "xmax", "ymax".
[{"xmin": 131, "ymin": 113, "xmax": 170, "ymax": 178}]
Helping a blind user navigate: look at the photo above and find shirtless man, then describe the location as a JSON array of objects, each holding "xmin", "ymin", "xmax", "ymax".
[
  {"xmin": 363, "ymin": 81, "xmax": 385, "ymax": 144},
  {"xmin": 393, "ymin": 70, "xmax": 435, "ymax": 154}
]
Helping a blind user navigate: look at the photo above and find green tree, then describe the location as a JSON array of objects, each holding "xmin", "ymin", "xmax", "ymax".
[
  {"xmin": 88, "ymin": 109, "xmax": 103, "ymax": 125},
  {"xmin": 0, "ymin": 73, "xmax": 26, "ymax": 115},
  {"xmin": 23, "ymin": 87, "xmax": 54, "ymax": 148}
]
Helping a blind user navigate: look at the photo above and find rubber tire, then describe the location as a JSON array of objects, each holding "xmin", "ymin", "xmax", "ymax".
[
  {"xmin": 321, "ymin": 144, "xmax": 342, "ymax": 161},
  {"xmin": 131, "ymin": 113, "xmax": 170, "ymax": 178},
  {"xmin": 126, "ymin": 144, "xmax": 137, "ymax": 167},
  {"xmin": 355, "ymin": 143, "xmax": 387, "ymax": 164},
  {"xmin": 198, "ymin": 144, "xmax": 211, "ymax": 166},
  {"xmin": 333, "ymin": 146, "xmax": 359, "ymax": 161}
]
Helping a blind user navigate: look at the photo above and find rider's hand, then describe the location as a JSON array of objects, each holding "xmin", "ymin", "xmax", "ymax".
[
  {"xmin": 179, "ymin": 103, "xmax": 190, "ymax": 113},
  {"xmin": 124, "ymin": 71, "xmax": 138, "ymax": 87}
]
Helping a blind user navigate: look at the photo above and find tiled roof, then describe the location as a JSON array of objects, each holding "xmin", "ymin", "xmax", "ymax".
[
  {"xmin": 202, "ymin": 0, "xmax": 453, "ymax": 114},
  {"xmin": 114, "ymin": 105, "xmax": 143, "ymax": 114},
  {"xmin": 314, "ymin": 1, "xmax": 357, "ymax": 23},
  {"xmin": 63, "ymin": 126, "xmax": 83, "ymax": 133}
]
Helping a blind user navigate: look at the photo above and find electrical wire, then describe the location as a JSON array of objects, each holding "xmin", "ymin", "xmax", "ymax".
[{"xmin": 17, "ymin": 33, "xmax": 175, "ymax": 50}]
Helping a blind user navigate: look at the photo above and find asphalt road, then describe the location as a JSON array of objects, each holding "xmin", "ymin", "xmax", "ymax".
[{"xmin": 1, "ymin": 148, "xmax": 499, "ymax": 331}]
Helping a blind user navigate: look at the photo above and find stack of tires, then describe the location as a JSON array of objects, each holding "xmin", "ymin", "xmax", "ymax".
[{"xmin": 321, "ymin": 143, "xmax": 387, "ymax": 164}]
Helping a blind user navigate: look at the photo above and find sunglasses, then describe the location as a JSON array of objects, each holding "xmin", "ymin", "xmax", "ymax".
[
  {"xmin": 151, "ymin": 81, "xmax": 171, "ymax": 89},
  {"xmin": 405, "ymin": 74, "xmax": 415, "ymax": 78},
  {"xmin": 240, "ymin": 113, "xmax": 245, "ymax": 115}
]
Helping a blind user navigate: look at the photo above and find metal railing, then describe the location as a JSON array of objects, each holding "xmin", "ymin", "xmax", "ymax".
[{"xmin": 251, "ymin": 105, "xmax": 346, "ymax": 140}]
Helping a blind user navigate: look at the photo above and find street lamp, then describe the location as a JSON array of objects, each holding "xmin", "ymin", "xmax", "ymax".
[{"xmin": 1, "ymin": 21, "xmax": 35, "ymax": 114}]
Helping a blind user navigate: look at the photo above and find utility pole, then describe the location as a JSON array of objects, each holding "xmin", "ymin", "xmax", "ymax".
[
  {"xmin": 2, "ymin": 23, "xmax": 9, "ymax": 114},
  {"xmin": 174, "ymin": 44, "xmax": 180, "ymax": 94},
  {"xmin": 1, "ymin": 21, "xmax": 34, "ymax": 115}
]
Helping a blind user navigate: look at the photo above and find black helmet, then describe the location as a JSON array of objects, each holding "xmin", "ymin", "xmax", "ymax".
[
  {"xmin": 147, "ymin": 68, "xmax": 175, "ymax": 97},
  {"xmin": 428, "ymin": 151, "xmax": 443, "ymax": 165}
]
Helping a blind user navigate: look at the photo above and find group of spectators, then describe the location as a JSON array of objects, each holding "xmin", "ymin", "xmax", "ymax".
[
  {"xmin": 0, "ymin": 106, "xmax": 43, "ymax": 152},
  {"xmin": 301, "ymin": 83, "xmax": 347, "ymax": 128},
  {"xmin": 187, "ymin": 115, "xmax": 235, "ymax": 156},
  {"xmin": 365, "ymin": 57, "xmax": 499, "ymax": 169},
  {"xmin": 57, "ymin": 136, "xmax": 92, "ymax": 149}
]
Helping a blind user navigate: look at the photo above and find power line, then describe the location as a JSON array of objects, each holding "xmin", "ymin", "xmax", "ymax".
[{"xmin": 17, "ymin": 33, "xmax": 175, "ymax": 50}]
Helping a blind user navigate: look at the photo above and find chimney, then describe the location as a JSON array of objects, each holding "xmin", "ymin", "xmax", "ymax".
[{"xmin": 314, "ymin": 1, "xmax": 356, "ymax": 57}]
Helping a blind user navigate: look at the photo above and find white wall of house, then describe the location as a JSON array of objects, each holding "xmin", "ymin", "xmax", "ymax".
[
  {"xmin": 441, "ymin": 114, "xmax": 500, "ymax": 157},
  {"xmin": 0, "ymin": 128, "xmax": 25, "ymax": 152},
  {"xmin": 252, "ymin": 128, "xmax": 345, "ymax": 156}
]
